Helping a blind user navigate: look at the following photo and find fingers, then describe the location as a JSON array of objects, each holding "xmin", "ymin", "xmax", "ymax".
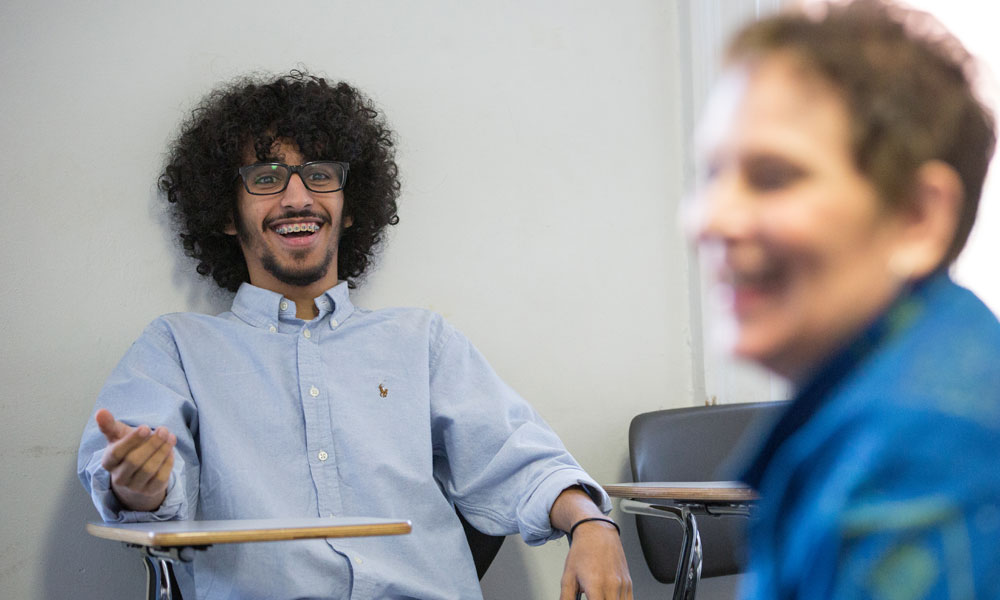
[
  {"xmin": 128, "ymin": 428, "xmax": 176, "ymax": 490},
  {"xmin": 101, "ymin": 425, "xmax": 177, "ymax": 491},
  {"xmin": 107, "ymin": 426, "xmax": 176, "ymax": 513},
  {"xmin": 152, "ymin": 445, "xmax": 175, "ymax": 487},
  {"xmin": 96, "ymin": 408, "xmax": 131, "ymax": 443},
  {"xmin": 101, "ymin": 424, "xmax": 151, "ymax": 471},
  {"xmin": 95, "ymin": 414, "xmax": 177, "ymax": 512},
  {"xmin": 559, "ymin": 526, "xmax": 634, "ymax": 600},
  {"xmin": 558, "ymin": 576, "xmax": 580, "ymax": 600},
  {"xmin": 565, "ymin": 577, "xmax": 633, "ymax": 600}
]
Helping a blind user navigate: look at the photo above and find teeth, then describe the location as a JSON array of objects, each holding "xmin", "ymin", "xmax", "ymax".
[{"xmin": 274, "ymin": 222, "xmax": 320, "ymax": 235}]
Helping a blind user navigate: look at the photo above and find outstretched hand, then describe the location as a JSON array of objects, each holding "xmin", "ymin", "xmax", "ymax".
[{"xmin": 96, "ymin": 408, "xmax": 177, "ymax": 512}]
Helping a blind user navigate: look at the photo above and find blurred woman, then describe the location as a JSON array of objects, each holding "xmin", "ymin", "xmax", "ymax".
[{"xmin": 689, "ymin": 1, "xmax": 999, "ymax": 597}]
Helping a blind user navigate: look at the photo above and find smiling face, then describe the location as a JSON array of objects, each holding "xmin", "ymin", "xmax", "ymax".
[
  {"xmin": 227, "ymin": 140, "xmax": 352, "ymax": 299},
  {"xmin": 688, "ymin": 55, "xmax": 915, "ymax": 383}
]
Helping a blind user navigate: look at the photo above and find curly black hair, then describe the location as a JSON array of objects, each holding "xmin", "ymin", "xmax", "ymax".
[{"xmin": 159, "ymin": 70, "xmax": 400, "ymax": 291}]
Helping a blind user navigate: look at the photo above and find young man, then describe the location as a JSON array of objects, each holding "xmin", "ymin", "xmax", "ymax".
[{"xmin": 78, "ymin": 72, "xmax": 631, "ymax": 600}]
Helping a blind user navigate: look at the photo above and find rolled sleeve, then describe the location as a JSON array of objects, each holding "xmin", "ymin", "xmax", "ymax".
[
  {"xmin": 428, "ymin": 315, "xmax": 605, "ymax": 545},
  {"xmin": 83, "ymin": 449, "xmax": 188, "ymax": 522},
  {"xmin": 77, "ymin": 318, "xmax": 199, "ymax": 523},
  {"xmin": 514, "ymin": 469, "xmax": 613, "ymax": 545}
]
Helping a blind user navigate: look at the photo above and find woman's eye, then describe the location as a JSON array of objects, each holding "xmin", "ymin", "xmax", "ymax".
[
  {"xmin": 308, "ymin": 172, "xmax": 331, "ymax": 181},
  {"xmin": 744, "ymin": 157, "xmax": 805, "ymax": 191},
  {"xmin": 702, "ymin": 159, "xmax": 722, "ymax": 183},
  {"xmin": 254, "ymin": 174, "xmax": 279, "ymax": 185}
]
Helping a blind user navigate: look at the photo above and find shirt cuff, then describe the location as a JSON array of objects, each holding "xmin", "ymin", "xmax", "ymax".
[
  {"xmin": 86, "ymin": 454, "xmax": 186, "ymax": 523},
  {"xmin": 517, "ymin": 468, "xmax": 611, "ymax": 545}
]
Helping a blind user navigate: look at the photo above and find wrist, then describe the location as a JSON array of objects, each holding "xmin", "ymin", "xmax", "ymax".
[
  {"xmin": 567, "ymin": 516, "xmax": 620, "ymax": 543},
  {"xmin": 550, "ymin": 486, "xmax": 605, "ymax": 531},
  {"xmin": 113, "ymin": 486, "xmax": 166, "ymax": 512}
]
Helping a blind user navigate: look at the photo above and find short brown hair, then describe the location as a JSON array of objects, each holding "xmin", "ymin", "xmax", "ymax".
[{"xmin": 727, "ymin": 0, "xmax": 995, "ymax": 265}]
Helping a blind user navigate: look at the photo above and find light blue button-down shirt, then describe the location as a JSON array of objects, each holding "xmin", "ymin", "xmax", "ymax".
[{"xmin": 79, "ymin": 282, "xmax": 609, "ymax": 600}]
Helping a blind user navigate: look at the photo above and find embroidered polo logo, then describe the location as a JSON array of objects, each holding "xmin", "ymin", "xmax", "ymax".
[{"xmin": 378, "ymin": 383, "xmax": 389, "ymax": 398}]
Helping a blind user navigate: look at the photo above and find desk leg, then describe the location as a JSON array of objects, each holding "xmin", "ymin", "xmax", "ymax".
[
  {"xmin": 128, "ymin": 544, "xmax": 202, "ymax": 600},
  {"xmin": 140, "ymin": 553, "xmax": 157, "ymax": 600},
  {"xmin": 140, "ymin": 554, "xmax": 175, "ymax": 600},
  {"xmin": 618, "ymin": 500, "xmax": 704, "ymax": 600},
  {"xmin": 672, "ymin": 508, "xmax": 702, "ymax": 600}
]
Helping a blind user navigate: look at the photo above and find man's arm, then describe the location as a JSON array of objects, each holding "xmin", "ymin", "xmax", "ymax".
[
  {"xmin": 425, "ymin": 315, "xmax": 632, "ymax": 595},
  {"xmin": 549, "ymin": 486, "xmax": 633, "ymax": 600},
  {"xmin": 78, "ymin": 317, "xmax": 198, "ymax": 523},
  {"xmin": 95, "ymin": 409, "xmax": 177, "ymax": 512}
]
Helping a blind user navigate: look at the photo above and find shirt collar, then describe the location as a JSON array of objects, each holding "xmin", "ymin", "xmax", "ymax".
[{"xmin": 230, "ymin": 281, "xmax": 355, "ymax": 328}]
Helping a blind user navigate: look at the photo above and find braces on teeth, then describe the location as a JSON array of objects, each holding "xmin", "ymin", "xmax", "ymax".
[{"xmin": 275, "ymin": 223, "xmax": 320, "ymax": 235}]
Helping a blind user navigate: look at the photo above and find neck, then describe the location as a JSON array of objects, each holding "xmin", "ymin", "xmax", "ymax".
[
  {"xmin": 243, "ymin": 257, "xmax": 342, "ymax": 320},
  {"xmin": 288, "ymin": 290, "xmax": 321, "ymax": 320},
  {"xmin": 253, "ymin": 276, "xmax": 339, "ymax": 320}
]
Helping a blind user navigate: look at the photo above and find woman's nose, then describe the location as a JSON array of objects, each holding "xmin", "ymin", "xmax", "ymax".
[{"xmin": 693, "ymin": 172, "xmax": 755, "ymax": 245}]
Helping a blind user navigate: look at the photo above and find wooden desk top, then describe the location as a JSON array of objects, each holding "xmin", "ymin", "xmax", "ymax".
[
  {"xmin": 86, "ymin": 517, "xmax": 412, "ymax": 547},
  {"xmin": 603, "ymin": 481, "xmax": 759, "ymax": 503}
]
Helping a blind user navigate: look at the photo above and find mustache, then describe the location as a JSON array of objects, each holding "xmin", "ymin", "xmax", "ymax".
[{"xmin": 262, "ymin": 209, "xmax": 332, "ymax": 231}]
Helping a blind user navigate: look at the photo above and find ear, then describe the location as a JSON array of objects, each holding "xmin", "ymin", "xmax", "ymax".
[
  {"xmin": 889, "ymin": 160, "xmax": 963, "ymax": 280},
  {"xmin": 343, "ymin": 214, "xmax": 353, "ymax": 229},
  {"xmin": 224, "ymin": 208, "xmax": 238, "ymax": 236}
]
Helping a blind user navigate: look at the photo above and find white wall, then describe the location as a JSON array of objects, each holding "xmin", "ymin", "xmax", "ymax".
[
  {"xmin": 896, "ymin": 0, "xmax": 1000, "ymax": 316},
  {"xmin": 680, "ymin": 0, "xmax": 791, "ymax": 409},
  {"xmin": 0, "ymin": 1, "xmax": 724, "ymax": 598}
]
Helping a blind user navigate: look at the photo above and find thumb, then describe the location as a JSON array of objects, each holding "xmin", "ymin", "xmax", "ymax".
[{"xmin": 95, "ymin": 409, "xmax": 131, "ymax": 443}]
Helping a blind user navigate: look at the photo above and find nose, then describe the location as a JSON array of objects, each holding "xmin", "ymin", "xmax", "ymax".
[
  {"xmin": 691, "ymin": 168, "xmax": 754, "ymax": 246},
  {"xmin": 280, "ymin": 172, "xmax": 314, "ymax": 210}
]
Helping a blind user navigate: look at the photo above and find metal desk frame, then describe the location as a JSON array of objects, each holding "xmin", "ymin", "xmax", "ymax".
[{"xmin": 605, "ymin": 482, "xmax": 757, "ymax": 600}]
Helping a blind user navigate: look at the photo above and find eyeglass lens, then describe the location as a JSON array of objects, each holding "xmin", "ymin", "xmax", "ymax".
[{"xmin": 243, "ymin": 162, "xmax": 345, "ymax": 194}]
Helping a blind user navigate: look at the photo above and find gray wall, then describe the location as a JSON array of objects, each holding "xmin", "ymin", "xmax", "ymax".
[{"xmin": 0, "ymin": 1, "xmax": 735, "ymax": 598}]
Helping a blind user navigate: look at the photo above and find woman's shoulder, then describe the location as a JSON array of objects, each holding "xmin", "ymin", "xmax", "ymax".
[{"xmin": 849, "ymin": 277, "xmax": 1000, "ymax": 421}]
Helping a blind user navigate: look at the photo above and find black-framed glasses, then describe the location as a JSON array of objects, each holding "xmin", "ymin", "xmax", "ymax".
[{"xmin": 236, "ymin": 161, "xmax": 350, "ymax": 195}]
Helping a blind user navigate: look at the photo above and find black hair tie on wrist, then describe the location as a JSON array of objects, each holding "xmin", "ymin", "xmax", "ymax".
[{"xmin": 567, "ymin": 516, "xmax": 620, "ymax": 544}]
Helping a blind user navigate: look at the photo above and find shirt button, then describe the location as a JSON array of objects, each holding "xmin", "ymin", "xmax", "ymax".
[
  {"xmin": 330, "ymin": 319, "xmax": 339, "ymax": 329},
  {"xmin": 309, "ymin": 386, "xmax": 320, "ymax": 397},
  {"xmin": 280, "ymin": 301, "xmax": 289, "ymax": 311},
  {"xmin": 268, "ymin": 325, "xmax": 277, "ymax": 333},
  {"xmin": 317, "ymin": 450, "xmax": 328, "ymax": 461},
  {"xmin": 303, "ymin": 329, "xmax": 312, "ymax": 339}
]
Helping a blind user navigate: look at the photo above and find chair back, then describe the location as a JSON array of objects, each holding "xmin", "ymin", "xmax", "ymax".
[
  {"xmin": 457, "ymin": 508, "xmax": 506, "ymax": 580},
  {"xmin": 629, "ymin": 401, "xmax": 787, "ymax": 582}
]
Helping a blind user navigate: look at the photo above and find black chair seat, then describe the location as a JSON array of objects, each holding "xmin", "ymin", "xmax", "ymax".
[{"xmin": 457, "ymin": 509, "xmax": 506, "ymax": 580}]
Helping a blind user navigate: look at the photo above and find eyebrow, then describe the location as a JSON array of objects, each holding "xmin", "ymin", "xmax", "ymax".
[{"xmin": 741, "ymin": 152, "xmax": 807, "ymax": 170}]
